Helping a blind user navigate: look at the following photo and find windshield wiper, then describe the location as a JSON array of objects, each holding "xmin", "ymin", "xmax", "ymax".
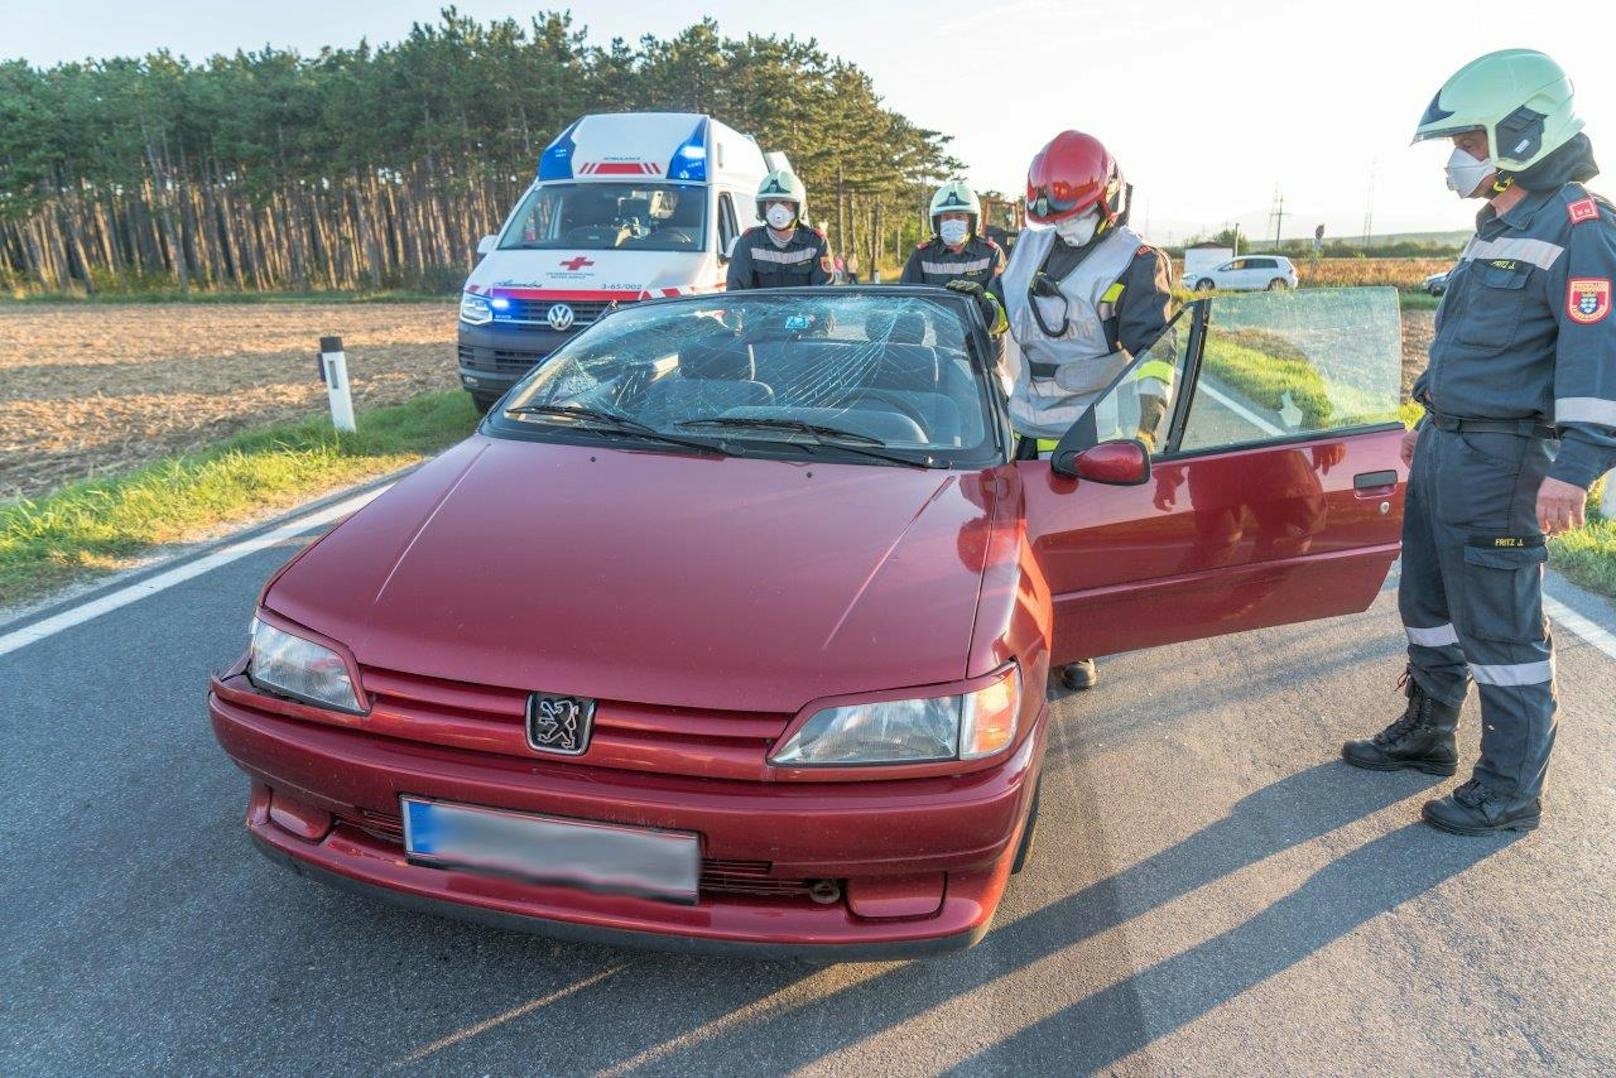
[
  {"xmin": 503, "ymin": 403, "xmax": 728, "ymax": 456},
  {"xmin": 675, "ymin": 415, "xmax": 942, "ymax": 469}
]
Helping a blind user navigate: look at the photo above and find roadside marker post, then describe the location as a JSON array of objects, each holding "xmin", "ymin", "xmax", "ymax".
[{"xmin": 318, "ymin": 335, "xmax": 357, "ymax": 433}]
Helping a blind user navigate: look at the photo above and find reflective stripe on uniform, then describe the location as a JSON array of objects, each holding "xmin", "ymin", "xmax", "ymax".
[
  {"xmin": 1461, "ymin": 235, "xmax": 1566, "ymax": 270},
  {"xmin": 921, "ymin": 257, "xmax": 993, "ymax": 275},
  {"xmin": 1469, "ymin": 657, "xmax": 1555, "ymax": 686},
  {"xmin": 1101, "ymin": 282, "xmax": 1126, "ymax": 304},
  {"xmin": 1406, "ymin": 622, "xmax": 1460, "ymax": 647},
  {"xmin": 750, "ymin": 247, "xmax": 817, "ymax": 264},
  {"xmin": 1134, "ymin": 358, "xmax": 1177, "ymax": 386},
  {"xmin": 1035, "ymin": 438, "xmax": 1060, "ymax": 452},
  {"xmin": 1555, "ymin": 396, "xmax": 1616, "ymax": 426}
]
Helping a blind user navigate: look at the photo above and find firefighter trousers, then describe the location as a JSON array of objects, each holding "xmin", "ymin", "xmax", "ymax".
[{"xmin": 1398, "ymin": 425, "xmax": 1560, "ymax": 799}]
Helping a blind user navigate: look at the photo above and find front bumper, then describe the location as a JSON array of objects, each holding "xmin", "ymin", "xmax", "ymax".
[
  {"xmin": 456, "ymin": 321, "xmax": 580, "ymax": 397},
  {"xmin": 209, "ymin": 679, "xmax": 1045, "ymax": 959}
]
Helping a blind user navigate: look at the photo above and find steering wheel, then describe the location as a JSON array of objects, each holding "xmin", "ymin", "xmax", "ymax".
[{"xmin": 850, "ymin": 388, "xmax": 931, "ymax": 434}]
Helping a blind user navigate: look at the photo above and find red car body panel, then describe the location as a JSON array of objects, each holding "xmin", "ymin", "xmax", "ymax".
[
  {"xmin": 264, "ymin": 437, "xmax": 998, "ymax": 714},
  {"xmin": 1023, "ymin": 428, "xmax": 1405, "ymax": 662},
  {"xmin": 211, "ymin": 300, "xmax": 1408, "ymax": 957}
]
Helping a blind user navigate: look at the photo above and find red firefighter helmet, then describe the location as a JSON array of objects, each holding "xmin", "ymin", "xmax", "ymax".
[{"xmin": 1025, "ymin": 131, "xmax": 1123, "ymax": 225}]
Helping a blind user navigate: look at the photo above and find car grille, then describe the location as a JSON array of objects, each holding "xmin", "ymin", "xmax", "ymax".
[
  {"xmin": 357, "ymin": 664, "xmax": 790, "ymax": 781},
  {"xmin": 333, "ymin": 810, "xmax": 815, "ymax": 900},
  {"xmin": 495, "ymin": 299, "xmax": 613, "ymax": 326},
  {"xmin": 457, "ymin": 344, "xmax": 551, "ymax": 374}
]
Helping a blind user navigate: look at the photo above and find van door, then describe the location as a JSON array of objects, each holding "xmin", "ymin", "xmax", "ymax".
[
  {"xmin": 1020, "ymin": 288, "xmax": 1407, "ymax": 662},
  {"xmin": 716, "ymin": 191, "xmax": 741, "ymax": 286}
]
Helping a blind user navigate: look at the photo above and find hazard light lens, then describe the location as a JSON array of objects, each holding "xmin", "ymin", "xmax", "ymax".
[{"xmin": 960, "ymin": 666, "xmax": 1020, "ymax": 759}]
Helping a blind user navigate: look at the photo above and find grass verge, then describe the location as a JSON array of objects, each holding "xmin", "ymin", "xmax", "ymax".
[{"xmin": 0, "ymin": 390, "xmax": 478, "ymax": 608}]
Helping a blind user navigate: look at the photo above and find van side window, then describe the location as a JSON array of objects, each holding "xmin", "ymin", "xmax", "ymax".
[{"xmin": 717, "ymin": 193, "xmax": 739, "ymax": 256}]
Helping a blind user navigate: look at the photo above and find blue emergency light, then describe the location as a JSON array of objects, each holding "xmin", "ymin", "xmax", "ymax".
[
  {"xmin": 666, "ymin": 117, "xmax": 711, "ymax": 182},
  {"xmin": 538, "ymin": 120, "xmax": 580, "ymax": 180}
]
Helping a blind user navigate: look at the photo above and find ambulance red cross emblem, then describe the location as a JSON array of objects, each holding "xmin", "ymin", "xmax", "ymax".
[{"xmin": 1567, "ymin": 278, "xmax": 1611, "ymax": 324}]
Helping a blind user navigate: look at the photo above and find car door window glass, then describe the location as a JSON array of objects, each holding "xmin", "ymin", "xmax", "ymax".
[
  {"xmin": 1051, "ymin": 311, "xmax": 1191, "ymax": 457},
  {"xmin": 1178, "ymin": 287, "xmax": 1402, "ymax": 453},
  {"xmin": 717, "ymin": 192, "xmax": 738, "ymax": 256}
]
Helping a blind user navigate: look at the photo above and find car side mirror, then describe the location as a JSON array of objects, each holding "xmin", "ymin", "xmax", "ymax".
[
  {"xmin": 476, "ymin": 234, "xmax": 497, "ymax": 256},
  {"xmin": 1051, "ymin": 438, "xmax": 1152, "ymax": 485}
]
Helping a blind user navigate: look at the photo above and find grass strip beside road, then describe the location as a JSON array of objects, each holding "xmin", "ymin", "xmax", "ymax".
[{"xmin": 0, "ymin": 391, "xmax": 478, "ymax": 608}]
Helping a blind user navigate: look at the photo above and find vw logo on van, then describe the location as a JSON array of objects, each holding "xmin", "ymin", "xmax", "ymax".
[{"xmin": 546, "ymin": 303, "xmax": 576, "ymax": 331}]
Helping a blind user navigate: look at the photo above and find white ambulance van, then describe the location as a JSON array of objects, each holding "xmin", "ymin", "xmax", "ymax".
[{"xmin": 456, "ymin": 112, "xmax": 786, "ymax": 410}]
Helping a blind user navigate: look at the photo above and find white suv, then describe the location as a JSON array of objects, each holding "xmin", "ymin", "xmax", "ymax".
[{"xmin": 1188, "ymin": 255, "xmax": 1298, "ymax": 292}]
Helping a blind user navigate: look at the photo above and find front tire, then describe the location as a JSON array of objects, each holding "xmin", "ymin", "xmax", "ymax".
[
  {"xmin": 1011, "ymin": 777, "xmax": 1041, "ymax": 874},
  {"xmin": 471, "ymin": 392, "xmax": 501, "ymax": 415}
]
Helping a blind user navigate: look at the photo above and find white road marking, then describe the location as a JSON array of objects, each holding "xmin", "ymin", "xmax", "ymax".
[
  {"xmin": 0, "ymin": 485, "xmax": 393, "ymax": 659},
  {"xmin": 1198, "ymin": 380, "xmax": 1286, "ymax": 438},
  {"xmin": 1545, "ymin": 594, "xmax": 1616, "ymax": 662}
]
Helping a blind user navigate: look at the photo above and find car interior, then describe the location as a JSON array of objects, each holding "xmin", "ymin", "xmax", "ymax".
[{"xmin": 621, "ymin": 306, "xmax": 982, "ymax": 446}]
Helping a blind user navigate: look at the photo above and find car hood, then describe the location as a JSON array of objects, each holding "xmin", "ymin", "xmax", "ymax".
[{"xmin": 265, "ymin": 436, "xmax": 1001, "ymax": 713}]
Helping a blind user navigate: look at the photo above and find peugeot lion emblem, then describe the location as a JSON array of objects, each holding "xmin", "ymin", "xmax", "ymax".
[
  {"xmin": 526, "ymin": 693, "xmax": 596, "ymax": 755},
  {"xmin": 546, "ymin": 303, "xmax": 576, "ymax": 331}
]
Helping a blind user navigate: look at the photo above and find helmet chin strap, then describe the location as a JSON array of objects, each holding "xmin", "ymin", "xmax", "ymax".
[{"xmin": 1490, "ymin": 175, "xmax": 1515, "ymax": 194}]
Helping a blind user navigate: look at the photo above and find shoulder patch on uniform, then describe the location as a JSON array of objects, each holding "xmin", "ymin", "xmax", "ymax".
[
  {"xmin": 984, "ymin": 237, "xmax": 1003, "ymax": 251},
  {"xmin": 811, "ymin": 225, "xmax": 826, "ymax": 238},
  {"xmin": 1136, "ymin": 245, "xmax": 1153, "ymax": 257},
  {"xmin": 820, "ymin": 255, "xmax": 834, "ymax": 274},
  {"xmin": 1568, "ymin": 197, "xmax": 1599, "ymax": 225},
  {"xmin": 1567, "ymin": 277, "xmax": 1611, "ymax": 324}
]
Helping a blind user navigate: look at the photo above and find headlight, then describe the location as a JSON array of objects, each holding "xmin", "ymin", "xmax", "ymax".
[
  {"xmin": 247, "ymin": 616, "xmax": 362, "ymax": 713},
  {"xmin": 459, "ymin": 292, "xmax": 492, "ymax": 325},
  {"xmin": 770, "ymin": 666, "xmax": 1019, "ymax": 766}
]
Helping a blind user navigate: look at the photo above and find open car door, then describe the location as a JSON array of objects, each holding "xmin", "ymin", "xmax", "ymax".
[{"xmin": 1020, "ymin": 288, "xmax": 1407, "ymax": 664}]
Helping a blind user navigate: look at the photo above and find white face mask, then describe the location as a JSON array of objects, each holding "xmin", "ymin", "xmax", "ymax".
[
  {"xmin": 1055, "ymin": 210, "xmax": 1100, "ymax": 247},
  {"xmin": 1444, "ymin": 145, "xmax": 1495, "ymax": 199},
  {"xmin": 765, "ymin": 203, "xmax": 796, "ymax": 230},
  {"xmin": 938, "ymin": 219, "xmax": 970, "ymax": 246}
]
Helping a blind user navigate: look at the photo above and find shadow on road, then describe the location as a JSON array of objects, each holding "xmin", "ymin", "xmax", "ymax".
[{"xmin": 337, "ymin": 754, "xmax": 1512, "ymax": 1074}]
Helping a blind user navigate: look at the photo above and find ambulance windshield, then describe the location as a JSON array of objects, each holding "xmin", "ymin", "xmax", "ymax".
[{"xmin": 500, "ymin": 182, "xmax": 708, "ymax": 253}]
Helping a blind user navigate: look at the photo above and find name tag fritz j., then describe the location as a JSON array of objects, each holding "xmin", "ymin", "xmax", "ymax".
[{"xmin": 1567, "ymin": 277, "xmax": 1611, "ymax": 324}]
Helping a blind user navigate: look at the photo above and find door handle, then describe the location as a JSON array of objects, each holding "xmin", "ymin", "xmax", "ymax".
[{"xmin": 1353, "ymin": 470, "xmax": 1398, "ymax": 496}]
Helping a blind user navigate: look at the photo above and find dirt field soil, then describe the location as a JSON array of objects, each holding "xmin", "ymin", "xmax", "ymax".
[{"xmin": 0, "ymin": 302, "xmax": 457, "ymax": 501}]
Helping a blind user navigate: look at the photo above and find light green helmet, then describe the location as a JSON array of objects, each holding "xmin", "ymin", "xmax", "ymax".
[
  {"xmin": 929, "ymin": 181, "xmax": 981, "ymax": 230},
  {"xmin": 756, "ymin": 170, "xmax": 807, "ymax": 222},
  {"xmin": 1413, "ymin": 49, "xmax": 1583, "ymax": 173}
]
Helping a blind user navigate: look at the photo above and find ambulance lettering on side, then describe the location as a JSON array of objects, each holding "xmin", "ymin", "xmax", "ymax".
[{"xmin": 455, "ymin": 112, "xmax": 787, "ymax": 412}]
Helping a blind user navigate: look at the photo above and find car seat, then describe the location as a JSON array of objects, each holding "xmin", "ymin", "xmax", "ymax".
[{"xmin": 638, "ymin": 340, "xmax": 774, "ymax": 426}]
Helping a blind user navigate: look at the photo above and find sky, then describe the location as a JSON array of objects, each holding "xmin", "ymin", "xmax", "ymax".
[{"xmin": 4, "ymin": 0, "xmax": 1612, "ymax": 244}]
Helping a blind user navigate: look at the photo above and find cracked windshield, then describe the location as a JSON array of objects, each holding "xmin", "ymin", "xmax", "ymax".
[{"xmin": 494, "ymin": 293, "xmax": 996, "ymax": 463}]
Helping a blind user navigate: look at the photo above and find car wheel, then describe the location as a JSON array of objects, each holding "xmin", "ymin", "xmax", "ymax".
[
  {"xmin": 1267, "ymin": 278, "xmax": 1289, "ymax": 291},
  {"xmin": 470, "ymin": 392, "xmax": 501, "ymax": 414},
  {"xmin": 1194, "ymin": 279, "xmax": 1215, "ymax": 292},
  {"xmin": 1011, "ymin": 777, "xmax": 1042, "ymax": 875}
]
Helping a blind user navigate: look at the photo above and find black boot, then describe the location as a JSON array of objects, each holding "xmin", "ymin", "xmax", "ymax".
[
  {"xmin": 1059, "ymin": 659, "xmax": 1098, "ymax": 691},
  {"xmin": 1422, "ymin": 778, "xmax": 1541, "ymax": 835},
  {"xmin": 1342, "ymin": 671, "xmax": 1459, "ymax": 775}
]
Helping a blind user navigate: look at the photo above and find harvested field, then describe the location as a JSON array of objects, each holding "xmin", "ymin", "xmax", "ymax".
[{"xmin": 0, "ymin": 301, "xmax": 456, "ymax": 500}]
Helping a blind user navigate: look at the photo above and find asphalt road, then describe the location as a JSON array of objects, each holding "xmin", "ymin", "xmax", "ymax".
[{"xmin": 4, "ymin": 504, "xmax": 1614, "ymax": 1075}]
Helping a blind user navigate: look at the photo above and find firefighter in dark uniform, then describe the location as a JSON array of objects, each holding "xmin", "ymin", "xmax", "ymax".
[
  {"xmin": 900, "ymin": 182, "xmax": 1005, "ymax": 288},
  {"xmin": 1343, "ymin": 50, "xmax": 1616, "ymax": 835},
  {"xmin": 725, "ymin": 170, "xmax": 833, "ymax": 291}
]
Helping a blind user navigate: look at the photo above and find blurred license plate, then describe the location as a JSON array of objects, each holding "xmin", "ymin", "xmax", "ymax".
[{"xmin": 401, "ymin": 798, "xmax": 699, "ymax": 904}]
